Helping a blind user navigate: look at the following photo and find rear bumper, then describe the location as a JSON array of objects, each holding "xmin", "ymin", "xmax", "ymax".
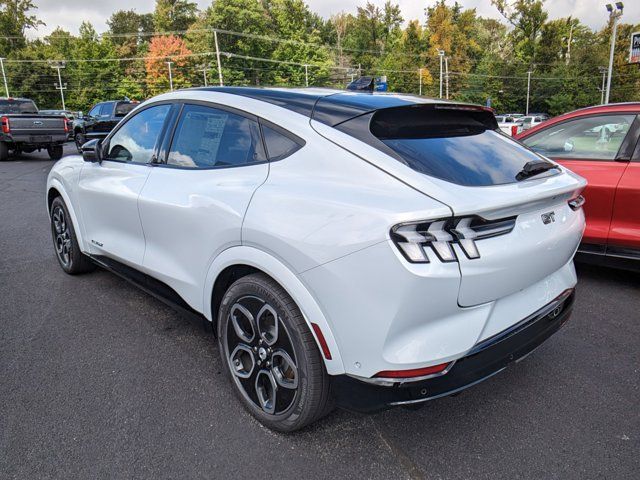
[
  {"xmin": 330, "ymin": 289, "xmax": 575, "ymax": 413},
  {"xmin": 2, "ymin": 133, "xmax": 68, "ymax": 145}
]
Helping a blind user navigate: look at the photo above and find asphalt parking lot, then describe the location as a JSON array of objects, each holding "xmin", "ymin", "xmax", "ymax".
[{"xmin": 1, "ymin": 145, "xmax": 639, "ymax": 479}]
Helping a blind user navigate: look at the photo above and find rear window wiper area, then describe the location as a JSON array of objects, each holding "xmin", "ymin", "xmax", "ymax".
[{"xmin": 515, "ymin": 160, "xmax": 560, "ymax": 181}]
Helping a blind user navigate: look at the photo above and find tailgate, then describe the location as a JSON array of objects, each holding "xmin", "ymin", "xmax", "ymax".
[
  {"xmin": 9, "ymin": 115, "xmax": 66, "ymax": 135},
  {"xmin": 455, "ymin": 196, "xmax": 584, "ymax": 306}
]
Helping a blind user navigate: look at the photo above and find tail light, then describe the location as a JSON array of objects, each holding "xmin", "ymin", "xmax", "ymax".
[
  {"xmin": 391, "ymin": 216, "xmax": 516, "ymax": 263},
  {"xmin": 511, "ymin": 125, "xmax": 519, "ymax": 136},
  {"xmin": 63, "ymin": 118, "xmax": 70, "ymax": 133},
  {"xmin": 1, "ymin": 116, "xmax": 10, "ymax": 134},
  {"xmin": 568, "ymin": 195, "xmax": 585, "ymax": 210}
]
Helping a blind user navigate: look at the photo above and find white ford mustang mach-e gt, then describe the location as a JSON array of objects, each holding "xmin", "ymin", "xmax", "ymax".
[{"xmin": 46, "ymin": 87, "xmax": 586, "ymax": 431}]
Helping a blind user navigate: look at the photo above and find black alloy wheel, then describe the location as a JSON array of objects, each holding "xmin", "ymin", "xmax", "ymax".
[
  {"xmin": 218, "ymin": 273, "xmax": 332, "ymax": 432},
  {"xmin": 49, "ymin": 196, "xmax": 95, "ymax": 274}
]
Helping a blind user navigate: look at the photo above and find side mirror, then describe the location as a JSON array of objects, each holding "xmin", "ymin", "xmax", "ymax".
[{"xmin": 81, "ymin": 139, "xmax": 102, "ymax": 163}]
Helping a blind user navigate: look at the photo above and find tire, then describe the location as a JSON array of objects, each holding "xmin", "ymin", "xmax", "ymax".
[
  {"xmin": 74, "ymin": 131, "xmax": 86, "ymax": 153},
  {"xmin": 0, "ymin": 142, "xmax": 8, "ymax": 161},
  {"xmin": 218, "ymin": 273, "xmax": 333, "ymax": 432},
  {"xmin": 50, "ymin": 196, "xmax": 96, "ymax": 274},
  {"xmin": 47, "ymin": 145, "xmax": 64, "ymax": 161}
]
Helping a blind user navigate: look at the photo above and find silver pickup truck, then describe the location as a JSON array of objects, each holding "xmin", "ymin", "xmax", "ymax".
[{"xmin": 0, "ymin": 98, "xmax": 69, "ymax": 161}]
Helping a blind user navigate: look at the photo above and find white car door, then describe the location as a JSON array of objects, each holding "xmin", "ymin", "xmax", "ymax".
[
  {"xmin": 78, "ymin": 103, "xmax": 172, "ymax": 266},
  {"xmin": 138, "ymin": 103, "xmax": 271, "ymax": 310}
]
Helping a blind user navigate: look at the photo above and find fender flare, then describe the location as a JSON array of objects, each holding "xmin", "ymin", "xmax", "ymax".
[
  {"xmin": 203, "ymin": 246, "xmax": 345, "ymax": 375},
  {"xmin": 47, "ymin": 178, "xmax": 87, "ymax": 252}
]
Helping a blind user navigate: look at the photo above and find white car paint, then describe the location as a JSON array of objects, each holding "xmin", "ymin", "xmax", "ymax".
[
  {"xmin": 495, "ymin": 115, "xmax": 523, "ymax": 136},
  {"xmin": 46, "ymin": 88, "xmax": 586, "ymax": 381}
]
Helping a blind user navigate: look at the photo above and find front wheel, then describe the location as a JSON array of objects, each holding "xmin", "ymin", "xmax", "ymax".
[
  {"xmin": 50, "ymin": 197, "xmax": 96, "ymax": 274},
  {"xmin": 74, "ymin": 132, "xmax": 86, "ymax": 153},
  {"xmin": 218, "ymin": 273, "xmax": 333, "ymax": 432},
  {"xmin": 47, "ymin": 145, "xmax": 64, "ymax": 160}
]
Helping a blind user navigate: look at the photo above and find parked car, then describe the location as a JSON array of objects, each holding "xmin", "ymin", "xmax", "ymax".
[
  {"xmin": 521, "ymin": 113, "xmax": 550, "ymax": 131},
  {"xmin": 47, "ymin": 88, "xmax": 586, "ymax": 431},
  {"xmin": 72, "ymin": 99, "xmax": 139, "ymax": 152},
  {"xmin": 0, "ymin": 97, "xmax": 69, "ymax": 161},
  {"xmin": 495, "ymin": 115, "xmax": 523, "ymax": 136},
  {"xmin": 516, "ymin": 102, "xmax": 640, "ymax": 271}
]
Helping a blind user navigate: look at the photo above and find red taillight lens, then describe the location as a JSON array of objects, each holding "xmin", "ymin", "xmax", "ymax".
[
  {"xmin": 311, "ymin": 322, "xmax": 332, "ymax": 360},
  {"xmin": 1, "ymin": 116, "xmax": 10, "ymax": 134},
  {"xmin": 64, "ymin": 118, "xmax": 69, "ymax": 133},
  {"xmin": 374, "ymin": 362, "xmax": 451, "ymax": 379},
  {"xmin": 511, "ymin": 125, "xmax": 519, "ymax": 136}
]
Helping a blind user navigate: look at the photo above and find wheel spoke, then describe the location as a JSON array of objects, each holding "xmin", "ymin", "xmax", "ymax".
[
  {"xmin": 230, "ymin": 303, "xmax": 255, "ymax": 343},
  {"xmin": 52, "ymin": 210, "xmax": 63, "ymax": 234},
  {"xmin": 271, "ymin": 349, "xmax": 298, "ymax": 390},
  {"xmin": 256, "ymin": 304, "xmax": 278, "ymax": 346},
  {"xmin": 229, "ymin": 344, "xmax": 256, "ymax": 379},
  {"xmin": 255, "ymin": 369, "xmax": 277, "ymax": 415}
]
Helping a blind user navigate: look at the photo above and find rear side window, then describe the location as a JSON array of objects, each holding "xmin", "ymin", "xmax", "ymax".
[
  {"xmin": 167, "ymin": 104, "xmax": 266, "ymax": 168},
  {"xmin": 261, "ymin": 124, "xmax": 303, "ymax": 161},
  {"xmin": 368, "ymin": 106, "xmax": 551, "ymax": 186},
  {"xmin": 115, "ymin": 102, "xmax": 137, "ymax": 117}
]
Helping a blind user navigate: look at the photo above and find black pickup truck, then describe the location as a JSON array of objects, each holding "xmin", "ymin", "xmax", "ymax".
[
  {"xmin": 73, "ymin": 99, "xmax": 139, "ymax": 152},
  {"xmin": 0, "ymin": 98, "xmax": 69, "ymax": 161}
]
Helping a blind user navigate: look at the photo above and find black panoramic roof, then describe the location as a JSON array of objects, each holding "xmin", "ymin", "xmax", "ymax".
[{"xmin": 193, "ymin": 87, "xmax": 442, "ymax": 127}]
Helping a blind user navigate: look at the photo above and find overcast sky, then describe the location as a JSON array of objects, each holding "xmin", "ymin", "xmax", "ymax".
[{"xmin": 26, "ymin": 0, "xmax": 640, "ymax": 39}]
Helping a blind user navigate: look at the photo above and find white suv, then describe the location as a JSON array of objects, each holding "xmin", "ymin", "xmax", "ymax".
[{"xmin": 47, "ymin": 88, "xmax": 586, "ymax": 431}]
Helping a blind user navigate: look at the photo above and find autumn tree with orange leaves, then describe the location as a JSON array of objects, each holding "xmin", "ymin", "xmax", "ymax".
[{"xmin": 145, "ymin": 35, "xmax": 193, "ymax": 95}]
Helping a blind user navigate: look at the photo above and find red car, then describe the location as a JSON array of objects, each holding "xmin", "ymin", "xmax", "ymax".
[{"xmin": 516, "ymin": 103, "xmax": 640, "ymax": 271}]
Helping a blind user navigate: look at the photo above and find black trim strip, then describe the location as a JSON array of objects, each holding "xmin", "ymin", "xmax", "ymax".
[
  {"xmin": 469, "ymin": 288, "xmax": 574, "ymax": 355},
  {"xmin": 89, "ymin": 255, "xmax": 208, "ymax": 325}
]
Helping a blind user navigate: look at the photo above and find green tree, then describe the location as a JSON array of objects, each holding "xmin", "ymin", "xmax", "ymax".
[
  {"xmin": 0, "ymin": 0, "xmax": 44, "ymax": 52},
  {"xmin": 204, "ymin": 0, "xmax": 271, "ymax": 85},
  {"xmin": 491, "ymin": 0, "xmax": 548, "ymax": 65},
  {"xmin": 153, "ymin": 0, "xmax": 197, "ymax": 32}
]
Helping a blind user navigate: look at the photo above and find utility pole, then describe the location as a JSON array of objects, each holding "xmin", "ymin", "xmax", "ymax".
[
  {"xmin": 599, "ymin": 66, "xmax": 607, "ymax": 104},
  {"xmin": 304, "ymin": 64, "xmax": 309, "ymax": 87},
  {"xmin": 49, "ymin": 61, "xmax": 66, "ymax": 110},
  {"xmin": 198, "ymin": 64, "xmax": 209, "ymax": 87},
  {"xmin": 166, "ymin": 61, "xmax": 174, "ymax": 91},
  {"xmin": 418, "ymin": 68, "xmax": 423, "ymax": 95},
  {"xmin": 214, "ymin": 30, "xmax": 224, "ymax": 86},
  {"xmin": 526, "ymin": 70, "xmax": 532, "ymax": 115},
  {"xmin": 605, "ymin": 3, "xmax": 624, "ymax": 104},
  {"xmin": 438, "ymin": 50, "xmax": 445, "ymax": 98},
  {"xmin": 445, "ymin": 57, "xmax": 449, "ymax": 100},
  {"xmin": 0, "ymin": 58, "xmax": 8, "ymax": 97}
]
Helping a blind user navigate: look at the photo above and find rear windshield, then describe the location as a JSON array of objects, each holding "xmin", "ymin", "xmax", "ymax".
[
  {"xmin": 0, "ymin": 99, "xmax": 38, "ymax": 114},
  {"xmin": 114, "ymin": 102, "xmax": 137, "ymax": 117},
  {"xmin": 370, "ymin": 106, "xmax": 555, "ymax": 186}
]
